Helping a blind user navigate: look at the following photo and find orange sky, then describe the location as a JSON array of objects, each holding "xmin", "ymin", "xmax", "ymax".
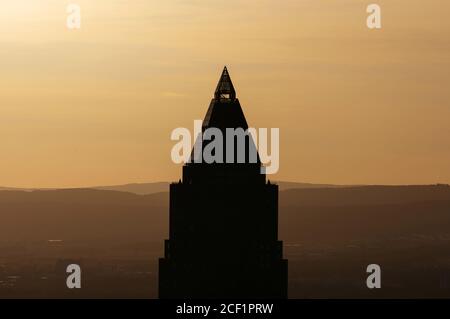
[{"xmin": 0, "ymin": 0, "xmax": 449, "ymax": 188}]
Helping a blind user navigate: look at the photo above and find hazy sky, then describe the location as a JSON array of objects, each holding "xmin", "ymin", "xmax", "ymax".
[{"xmin": 1, "ymin": 0, "xmax": 449, "ymax": 188}]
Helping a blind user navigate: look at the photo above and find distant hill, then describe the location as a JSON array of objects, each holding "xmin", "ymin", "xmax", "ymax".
[
  {"xmin": 279, "ymin": 185, "xmax": 450, "ymax": 243},
  {"xmin": 0, "ymin": 186, "xmax": 33, "ymax": 192},
  {"xmin": 0, "ymin": 181, "xmax": 349, "ymax": 195},
  {"xmin": 280, "ymin": 184, "xmax": 450, "ymax": 206},
  {"xmin": 0, "ymin": 189, "xmax": 169, "ymax": 242},
  {"xmin": 0, "ymin": 182, "xmax": 171, "ymax": 195},
  {"xmin": 275, "ymin": 181, "xmax": 351, "ymax": 191},
  {"xmin": 93, "ymin": 182, "xmax": 169, "ymax": 195},
  {"xmin": 93, "ymin": 181, "xmax": 350, "ymax": 194}
]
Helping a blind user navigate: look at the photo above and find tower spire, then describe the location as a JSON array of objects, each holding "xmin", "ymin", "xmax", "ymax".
[{"xmin": 214, "ymin": 66, "xmax": 236, "ymax": 100}]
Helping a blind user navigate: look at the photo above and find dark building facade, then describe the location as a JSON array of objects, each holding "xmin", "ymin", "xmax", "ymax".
[{"xmin": 159, "ymin": 67, "xmax": 288, "ymax": 299}]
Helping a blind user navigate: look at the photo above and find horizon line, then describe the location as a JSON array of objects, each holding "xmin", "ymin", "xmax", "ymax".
[{"xmin": 1, "ymin": 180, "xmax": 449, "ymax": 191}]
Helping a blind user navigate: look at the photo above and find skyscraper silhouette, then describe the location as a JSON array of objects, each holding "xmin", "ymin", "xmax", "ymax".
[{"xmin": 159, "ymin": 67, "xmax": 288, "ymax": 299}]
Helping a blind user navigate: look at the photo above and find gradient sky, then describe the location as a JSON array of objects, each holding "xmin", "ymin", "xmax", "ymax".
[{"xmin": 1, "ymin": 0, "xmax": 449, "ymax": 188}]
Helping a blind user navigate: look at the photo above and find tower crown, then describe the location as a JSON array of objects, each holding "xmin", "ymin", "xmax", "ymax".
[
  {"xmin": 185, "ymin": 66, "xmax": 262, "ymax": 184},
  {"xmin": 214, "ymin": 66, "xmax": 236, "ymax": 100}
]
